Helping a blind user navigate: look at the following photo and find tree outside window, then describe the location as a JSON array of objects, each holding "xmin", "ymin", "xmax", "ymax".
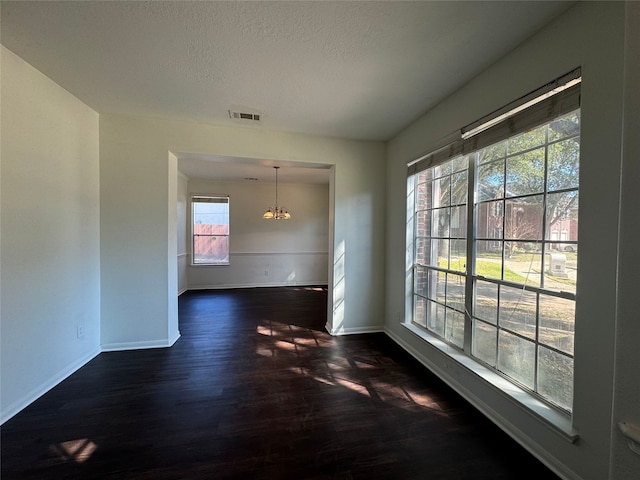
[{"xmin": 410, "ymin": 109, "xmax": 580, "ymax": 412}]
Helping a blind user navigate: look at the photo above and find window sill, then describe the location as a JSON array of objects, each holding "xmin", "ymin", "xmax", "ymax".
[
  {"xmin": 191, "ymin": 263, "xmax": 230, "ymax": 267},
  {"xmin": 400, "ymin": 322, "xmax": 579, "ymax": 443}
]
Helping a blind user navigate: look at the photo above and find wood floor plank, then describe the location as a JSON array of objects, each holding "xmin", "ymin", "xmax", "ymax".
[{"xmin": 1, "ymin": 287, "xmax": 560, "ymax": 479}]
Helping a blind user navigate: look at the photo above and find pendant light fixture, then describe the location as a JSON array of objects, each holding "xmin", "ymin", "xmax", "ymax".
[{"xmin": 263, "ymin": 166, "xmax": 291, "ymax": 220}]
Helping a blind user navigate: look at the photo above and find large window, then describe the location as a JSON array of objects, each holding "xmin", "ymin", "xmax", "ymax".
[
  {"xmin": 408, "ymin": 72, "xmax": 580, "ymax": 412},
  {"xmin": 413, "ymin": 157, "xmax": 469, "ymax": 348},
  {"xmin": 192, "ymin": 195, "xmax": 230, "ymax": 265}
]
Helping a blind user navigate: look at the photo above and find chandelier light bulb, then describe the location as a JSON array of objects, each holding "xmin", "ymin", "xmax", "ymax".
[{"xmin": 263, "ymin": 166, "xmax": 291, "ymax": 220}]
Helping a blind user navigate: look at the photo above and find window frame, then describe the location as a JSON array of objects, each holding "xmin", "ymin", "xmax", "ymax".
[
  {"xmin": 406, "ymin": 72, "xmax": 581, "ymax": 416},
  {"xmin": 191, "ymin": 194, "xmax": 230, "ymax": 266}
]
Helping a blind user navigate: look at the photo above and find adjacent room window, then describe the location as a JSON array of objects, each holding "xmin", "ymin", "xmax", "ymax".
[
  {"xmin": 192, "ymin": 195, "xmax": 230, "ymax": 265},
  {"xmin": 407, "ymin": 70, "xmax": 580, "ymax": 412}
]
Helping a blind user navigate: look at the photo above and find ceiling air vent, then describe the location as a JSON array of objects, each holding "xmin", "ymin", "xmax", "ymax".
[{"xmin": 229, "ymin": 110, "xmax": 261, "ymax": 122}]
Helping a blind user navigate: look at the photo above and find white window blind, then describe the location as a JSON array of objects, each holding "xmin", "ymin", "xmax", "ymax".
[{"xmin": 408, "ymin": 68, "xmax": 581, "ymax": 176}]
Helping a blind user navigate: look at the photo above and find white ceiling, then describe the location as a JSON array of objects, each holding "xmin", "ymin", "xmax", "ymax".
[{"xmin": 1, "ymin": 0, "xmax": 574, "ymax": 183}]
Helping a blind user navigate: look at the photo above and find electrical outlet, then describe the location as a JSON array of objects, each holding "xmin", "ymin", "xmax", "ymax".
[{"xmin": 77, "ymin": 325, "xmax": 84, "ymax": 339}]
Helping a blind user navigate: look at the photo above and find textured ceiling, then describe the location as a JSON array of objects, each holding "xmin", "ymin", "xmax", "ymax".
[{"xmin": 1, "ymin": 0, "xmax": 573, "ymax": 182}]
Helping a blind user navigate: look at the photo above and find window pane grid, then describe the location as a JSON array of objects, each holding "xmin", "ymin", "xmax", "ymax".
[
  {"xmin": 412, "ymin": 155, "xmax": 468, "ymax": 346},
  {"xmin": 413, "ymin": 269, "xmax": 466, "ymax": 349},
  {"xmin": 192, "ymin": 195, "xmax": 230, "ymax": 265},
  {"xmin": 472, "ymin": 110, "xmax": 578, "ymax": 410},
  {"xmin": 409, "ymin": 107, "xmax": 579, "ymax": 413},
  {"xmin": 473, "ymin": 275, "xmax": 575, "ymax": 301}
]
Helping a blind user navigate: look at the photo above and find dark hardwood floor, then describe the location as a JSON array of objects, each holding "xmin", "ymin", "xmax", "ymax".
[{"xmin": 1, "ymin": 287, "xmax": 559, "ymax": 479}]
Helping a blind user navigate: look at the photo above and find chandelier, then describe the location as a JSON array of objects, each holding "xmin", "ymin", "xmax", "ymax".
[{"xmin": 263, "ymin": 166, "xmax": 291, "ymax": 220}]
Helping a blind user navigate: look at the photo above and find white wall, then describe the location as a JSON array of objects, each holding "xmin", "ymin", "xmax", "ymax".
[
  {"xmin": 0, "ymin": 46, "xmax": 101, "ymax": 423},
  {"xmin": 385, "ymin": 2, "xmax": 635, "ymax": 480},
  {"xmin": 186, "ymin": 178, "xmax": 329, "ymax": 289},
  {"xmin": 610, "ymin": 2, "xmax": 640, "ymax": 478},
  {"xmin": 177, "ymin": 172, "xmax": 189, "ymax": 295},
  {"xmin": 167, "ymin": 152, "xmax": 179, "ymax": 342},
  {"xmin": 100, "ymin": 114, "xmax": 386, "ymax": 351}
]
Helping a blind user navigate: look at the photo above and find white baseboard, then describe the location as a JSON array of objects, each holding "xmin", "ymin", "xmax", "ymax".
[
  {"xmin": 187, "ymin": 282, "xmax": 329, "ymax": 290},
  {"xmin": 0, "ymin": 347, "xmax": 101, "ymax": 425},
  {"xmin": 1, "ymin": 334, "xmax": 183, "ymax": 425},
  {"xmin": 326, "ymin": 323, "xmax": 384, "ymax": 336},
  {"xmin": 101, "ymin": 334, "xmax": 180, "ymax": 352},
  {"xmin": 169, "ymin": 331, "xmax": 181, "ymax": 347}
]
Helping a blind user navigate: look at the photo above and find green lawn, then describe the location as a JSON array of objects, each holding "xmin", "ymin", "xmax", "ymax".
[
  {"xmin": 444, "ymin": 257, "xmax": 527, "ymax": 283},
  {"xmin": 476, "ymin": 260, "xmax": 527, "ymax": 283}
]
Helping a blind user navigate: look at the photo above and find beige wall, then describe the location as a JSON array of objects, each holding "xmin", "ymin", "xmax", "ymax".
[
  {"xmin": 185, "ymin": 178, "xmax": 329, "ymax": 289},
  {"xmin": 177, "ymin": 172, "xmax": 189, "ymax": 295},
  {"xmin": 610, "ymin": 2, "xmax": 640, "ymax": 478},
  {"xmin": 100, "ymin": 114, "xmax": 386, "ymax": 350},
  {"xmin": 0, "ymin": 46, "xmax": 101, "ymax": 422}
]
